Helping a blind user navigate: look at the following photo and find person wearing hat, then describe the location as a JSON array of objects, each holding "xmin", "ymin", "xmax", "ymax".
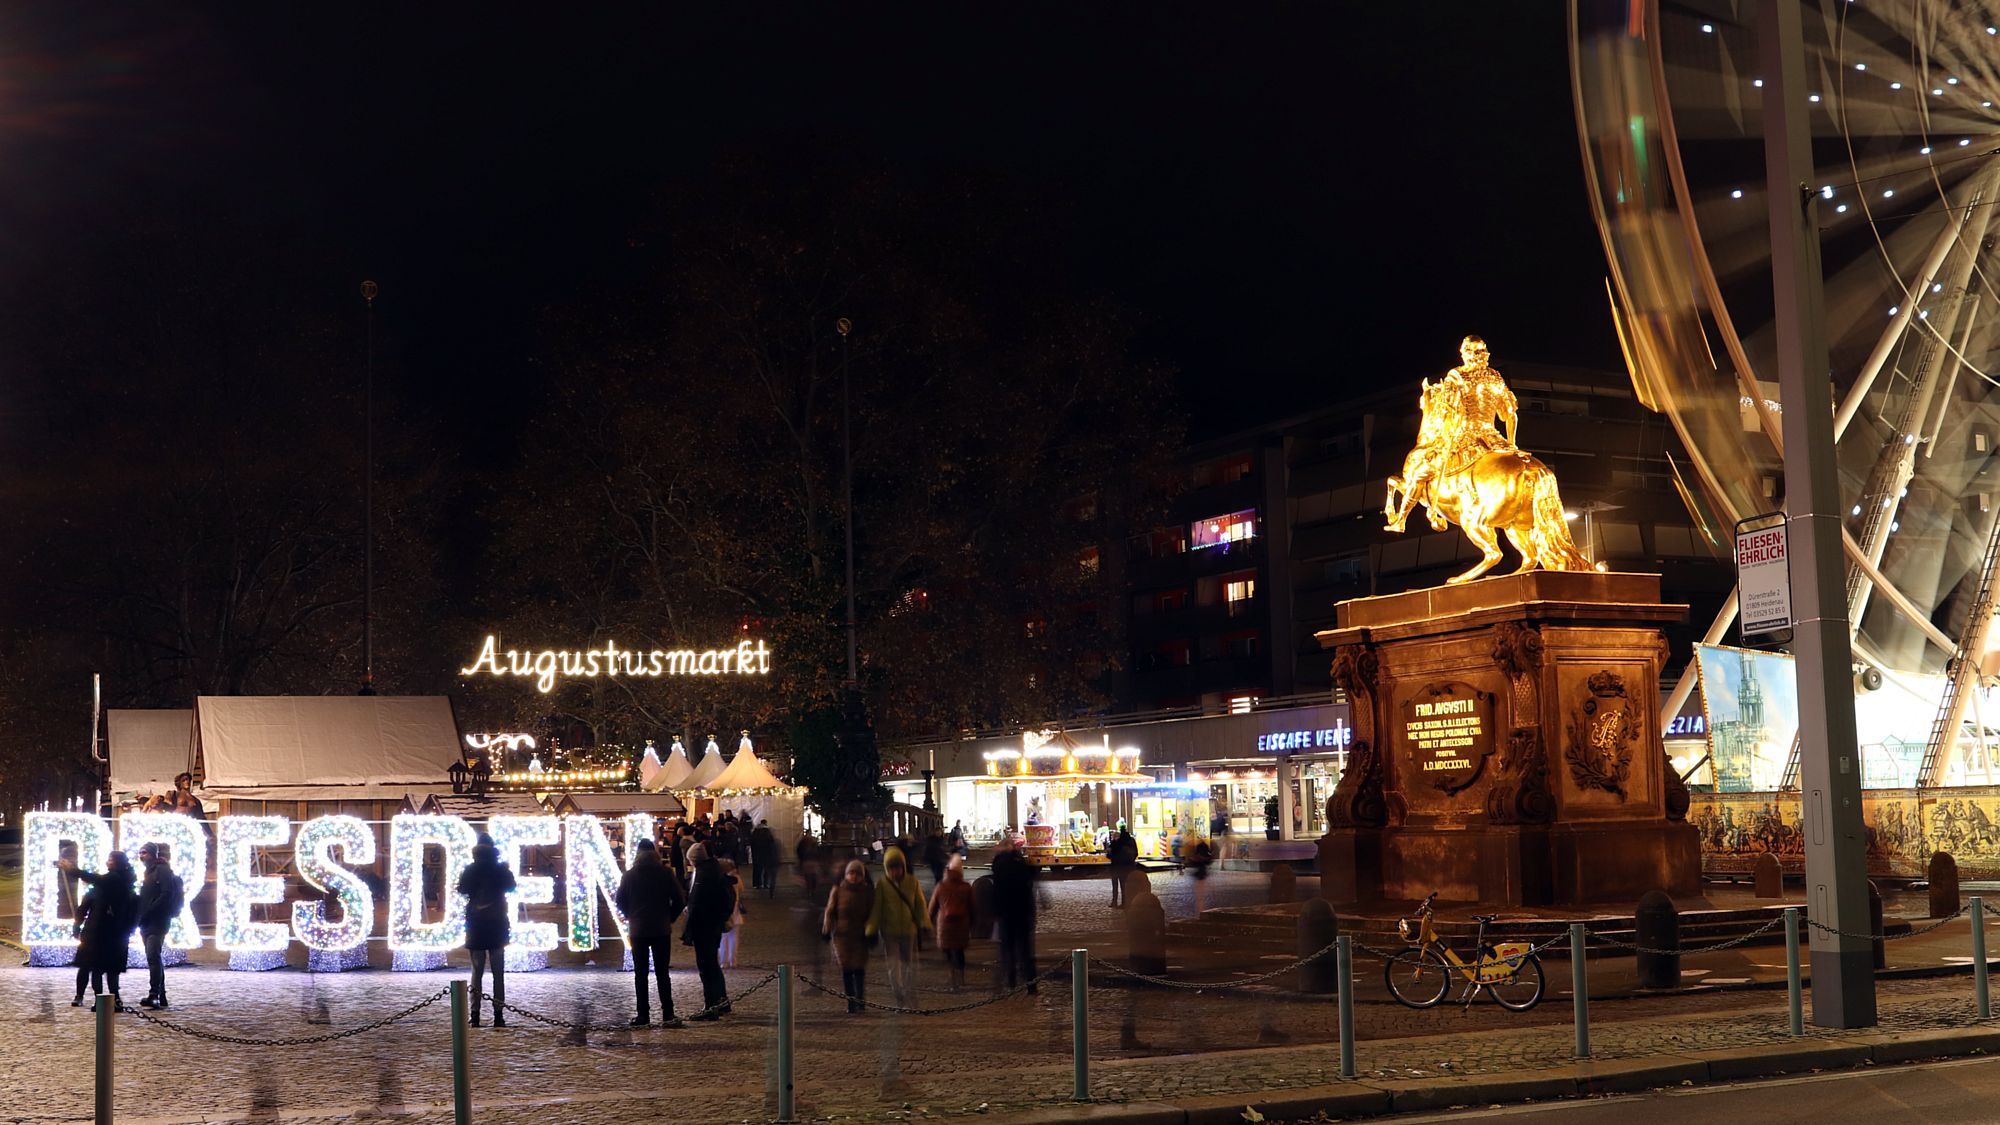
[
  {"xmin": 616, "ymin": 837, "xmax": 687, "ymax": 1027},
  {"xmin": 134, "ymin": 843, "xmax": 185, "ymax": 1010},
  {"xmin": 680, "ymin": 843, "xmax": 733, "ymax": 1019}
]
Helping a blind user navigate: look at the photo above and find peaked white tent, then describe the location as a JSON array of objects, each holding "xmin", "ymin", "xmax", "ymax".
[
  {"xmin": 107, "ymin": 710, "xmax": 195, "ymax": 805},
  {"xmin": 693, "ymin": 732, "xmax": 805, "ymax": 846},
  {"xmin": 638, "ymin": 741, "xmax": 663, "ymax": 789},
  {"xmin": 643, "ymin": 736, "xmax": 695, "ymax": 793},
  {"xmin": 682, "ymin": 736, "xmax": 727, "ymax": 791}
]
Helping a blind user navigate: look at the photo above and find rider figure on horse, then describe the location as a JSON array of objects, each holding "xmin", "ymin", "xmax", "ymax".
[{"xmin": 1388, "ymin": 336, "xmax": 1519, "ymax": 533}]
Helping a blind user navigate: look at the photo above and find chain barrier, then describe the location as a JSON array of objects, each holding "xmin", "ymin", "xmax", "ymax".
[
  {"xmin": 128, "ymin": 986, "xmax": 450, "ymax": 1046},
  {"xmin": 499, "ymin": 971, "xmax": 779, "ymax": 1031},
  {"xmin": 1087, "ymin": 938, "xmax": 1340, "ymax": 992},
  {"xmin": 1805, "ymin": 901, "xmax": 1968, "ymax": 943},
  {"xmin": 794, "ymin": 965, "xmax": 1058, "ymax": 1015},
  {"xmin": 1583, "ymin": 913, "xmax": 1789, "ymax": 956}
]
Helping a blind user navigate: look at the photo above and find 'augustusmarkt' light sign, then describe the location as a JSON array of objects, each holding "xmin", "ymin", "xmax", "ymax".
[{"xmin": 460, "ymin": 635, "xmax": 772, "ymax": 693}]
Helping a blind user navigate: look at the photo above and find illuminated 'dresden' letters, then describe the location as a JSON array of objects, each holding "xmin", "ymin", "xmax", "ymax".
[{"xmin": 21, "ymin": 811, "xmax": 654, "ymax": 957}]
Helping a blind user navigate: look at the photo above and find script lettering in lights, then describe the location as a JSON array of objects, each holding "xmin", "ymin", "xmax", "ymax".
[{"xmin": 460, "ymin": 635, "xmax": 773, "ymax": 694}]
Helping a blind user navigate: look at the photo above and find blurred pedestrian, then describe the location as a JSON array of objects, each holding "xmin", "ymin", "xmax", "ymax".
[
  {"xmin": 134, "ymin": 843, "xmax": 184, "ymax": 1010},
  {"xmin": 682, "ymin": 844, "xmax": 733, "ymax": 1020},
  {"xmin": 866, "ymin": 846, "xmax": 930, "ymax": 1006},
  {"xmin": 928, "ymin": 855, "xmax": 974, "ymax": 990},
  {"xmin": 750, "ymin": 818, "xmax": 778, "ymax": 895},
  {"xmin": 718, "ymin": 858, "xmax": 745, "ymax": 967},
  {"xmin": 797, "ymin": 831, "xmax": 822, "ymax": 901},
  {"xmin": 1108, "ymin": 825, "xmax": 1137, "ymax": 908},
  {"xmin": 457, "ymin": 833, "xmax": 516, "ymax": 1027},
  {"xmin": 66, "ymin": 851, "xmax": 139, "ymax": 1010},
  {"xmin": 616, "ymin": 837, "xmax": 687, "ymax": 1027},
  {"xmin": 989, "ymin": 836, "xmax": 1041, "ymax": 995},
  {"xmin": 822, "ymin": 859, "xmax": 874, "ymax": 1013},
  {"xmin": 1188, "ymin": 837, "xmax": 1214, "ymax": 914},
  {"xmin": 922, "ymin": 830, "xmax": 948, "ymax": 888}
]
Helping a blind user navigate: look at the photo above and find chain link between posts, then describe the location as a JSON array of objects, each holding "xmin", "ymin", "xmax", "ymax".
[
  {"xmin": 128, "ymin": 986, "xmax": 450, "ymax": 1046},
  {"xmin": 794, "ymin": 965, "xmax": 1059, "ymax": 1015},
  {"xmin": 499, "ymin": 971, "xmax": 779, "ymax": 1030},
  {"xmin": 1805, "ymin": 901, "xmax": 1969, "ymax": 943}
]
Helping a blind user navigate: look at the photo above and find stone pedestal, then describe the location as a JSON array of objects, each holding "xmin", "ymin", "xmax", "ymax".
[{"xmin": 1315, "ymin": 571, "xmax": 1699, "ymax": 907}]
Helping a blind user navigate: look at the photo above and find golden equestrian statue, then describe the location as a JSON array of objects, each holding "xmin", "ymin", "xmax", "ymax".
[{"xmin": 1384, "ymin": 336, "xmax": 1592, "ymax": 584}]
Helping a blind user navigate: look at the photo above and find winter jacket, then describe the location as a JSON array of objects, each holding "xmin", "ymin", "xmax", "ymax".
[
  {"xmin": 990, "ymin": 848, "xmax": 1040, "ymax": 931},
  {"xmin": 928, "ymin": 871, "xmax": 974, "ymax": 951},
  {"xmin": 135, "ymin": 862, "xmax": 182, "ymax": 937},
  {"xmin": 682, "ymin": 857, "xmax": 733, "ymax": 944},
  {"xmin": 822, "ymin": 878, "xmax": 875, "ymax": 968},
  {"xmin": 75, "ymin": 866, "xmax": 139, "ymax": 972},
  {"xmin": 616, "ymin": 849, "xmax": 687, "ymax": 940},
  {"xmin": 865, "ymin": 849, "xmax": 930, "ymax": 941},
  {"xmin": 457, "ymin": 846, "xmax": 517, "ymax": 952}
]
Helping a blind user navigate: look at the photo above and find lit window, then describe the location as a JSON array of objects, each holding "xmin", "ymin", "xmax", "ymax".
[
  {"xmin": 1226, "ymin": 577, "xmax": 1257, "ymax": 603},
  {"xmin": 1976, "ymin": 431, "xmax": 1990, "ymax": 454},
  {"xmin": 1192, "ymin": 510, "xmax": 1258, "ymax": 549},
  {"xmin": 1228, "ymin": 694, "xmax": 1259, "ymax": 715}
]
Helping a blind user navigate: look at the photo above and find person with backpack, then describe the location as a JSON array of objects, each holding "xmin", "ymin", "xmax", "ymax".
[
  {"xmin": 456, "ymin": 833, "xmax": 516, "ymax": 1027},
  {"xmin": 134, "ymin": 843, "xmax": 185, "ymax": 1010}
]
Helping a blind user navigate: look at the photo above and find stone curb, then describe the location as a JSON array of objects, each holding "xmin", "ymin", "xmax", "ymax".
[{"xmin": 984, "ymin": 1021, "xmax": 2000, "ymax": 1125}]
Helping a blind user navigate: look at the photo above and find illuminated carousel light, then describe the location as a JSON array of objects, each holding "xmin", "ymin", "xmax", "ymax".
[
  {"xmin": 118, "ymin": 813, "xmax": 209, "ymax": 951},
  {"xmin": 291, "ymin": 815, "xmax": 375, "ymax": 962},
  {"xmin": 486, "ymin": 815, "xmax": 562, "ymax": 957},
  {"xmin": 564, "ymin": 815, "xmax": 633, "ymax": 951},
  {"xmin": 217, "ymin": 816, "xmax": 292, "ymax": 963}
]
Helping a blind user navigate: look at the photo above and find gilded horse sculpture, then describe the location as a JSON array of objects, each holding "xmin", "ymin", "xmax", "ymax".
[{"xmin": 1384, "ymin": 336, "xmax": 1592, "ymax": 584}]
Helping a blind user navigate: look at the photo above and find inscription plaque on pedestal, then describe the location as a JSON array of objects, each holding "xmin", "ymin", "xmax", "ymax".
[{"xmin": 1401, "ymin": 683, "xmax": 1494, "ymax": 794}]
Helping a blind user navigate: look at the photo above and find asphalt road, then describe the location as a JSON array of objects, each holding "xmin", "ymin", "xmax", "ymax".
[{"xmin": 1390, "ymin": 1054, "xmax": 2000, "ymax": 1123}]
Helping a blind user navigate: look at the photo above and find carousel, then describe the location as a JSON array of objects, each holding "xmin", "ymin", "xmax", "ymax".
[{"xmin": 976, "ymin": 730, "xmax": 1151, "ymax": 866}]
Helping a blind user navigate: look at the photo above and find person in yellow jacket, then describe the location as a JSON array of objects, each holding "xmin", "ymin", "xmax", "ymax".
[{"xmin": 865, "ymin": 846, "xmax": 931, "ymax": 1006}]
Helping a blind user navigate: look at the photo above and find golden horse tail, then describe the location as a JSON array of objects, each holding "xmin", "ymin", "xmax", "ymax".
[{"xmin": 1531, "ymin": 466, "xmax": 1592, "ymax": 571}]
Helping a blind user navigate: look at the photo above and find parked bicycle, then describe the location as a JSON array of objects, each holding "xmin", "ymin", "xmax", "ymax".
[{"xmin": 1383, "ymin": 891, "xmax": 1544, "ymax": 1010}]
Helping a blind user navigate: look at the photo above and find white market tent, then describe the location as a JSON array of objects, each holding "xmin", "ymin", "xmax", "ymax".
[
  {"xmin": 642, "ymin": 737, "xmax": 695, "ymax": 793},
  {"xmin": 192, "ymin": 695, "xmax": 464, "ymax": 806},
  {"xmin": 681, "ymin": 738, "xmax": 727, "ymax": 791},
  {"xmin": 689, "ymin": 733, "xmax": 805, "ymax": 847},
  {"xmin": 107, "ymin": 709, "xmax": 195, "ymax": 805}
]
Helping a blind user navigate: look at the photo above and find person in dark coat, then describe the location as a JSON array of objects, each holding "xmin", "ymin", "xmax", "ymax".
[
  {"xmin": 989, "ymin": 837, "xmax": 1041, "ymax": 995},
  {"xmin": 822, "ymin": 859, "xmax": 875, "ymax": 1012},
  {"xmin": 616, "ymin": 837, "xmax": 687, "ymax": 1027},
  {"xmin": 134, "ymin": 843, "xmax": 184, "ymax": 1010},
  {"xmin": 67, "ymin": 851, "xmax": 139, "ymax": 1009},
  {"xmin": 1108, "ymin": 827, "xmax": 1138, "ymax": 907},
  {"xmin": 681, "ymin": 844, "xmax": 733, "ymax": 1020},
  {"xmin": 456, "ymin": 834, "xmax": 516, "ymax": 1027},
  {"xmin": 922, "ymin": 831, "xmax": 948, "ymax": 888},
  {"xmin": 797, "ymin": 831, "xmax": 822, "ymax": 901},
  {"xmin": 749, "ymin": 820, "xmax": 778, "ymax": 895}
]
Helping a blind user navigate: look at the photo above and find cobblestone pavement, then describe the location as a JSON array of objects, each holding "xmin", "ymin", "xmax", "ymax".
[{"xmin": 8, "ymin": 947, "xmax": 1997, "ymax": 1125}]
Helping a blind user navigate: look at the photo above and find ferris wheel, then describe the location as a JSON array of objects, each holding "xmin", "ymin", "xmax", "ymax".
[{"xmin": 1571, "ymin": 0, "xmax": 2000, "ymax": 783}]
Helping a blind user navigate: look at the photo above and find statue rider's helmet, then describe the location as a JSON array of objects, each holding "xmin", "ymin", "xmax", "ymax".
[{"xmin": 1459, "ymin": 335, "xmax": 1490, "ymax": 369}]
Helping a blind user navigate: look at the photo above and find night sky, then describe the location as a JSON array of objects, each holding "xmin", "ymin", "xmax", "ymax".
[{"xmin": 0, "ymin": 3, "xmax": 1619, "ymax": 466}]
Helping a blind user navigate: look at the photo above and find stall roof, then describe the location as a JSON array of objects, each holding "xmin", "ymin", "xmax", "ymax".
[
  {"xmin": 108, "ymin": 710, "xmax": 194, "ymax": 800},
  {"xmin": 193, "ymin": 696, "xmax": 464, "ymax": 788},
  {"xmin": 416, "ymin": 792, "xmax": 551, "ymax": 820},
  {"xmin": 554, "ymin": 792, "xmax": 686, "ymax": 817}
]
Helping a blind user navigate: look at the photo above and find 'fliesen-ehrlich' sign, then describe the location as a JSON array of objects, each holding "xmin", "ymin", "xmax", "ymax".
[{"xmin": 1735, "ymin": 519, "xmax": 1792, "ymax": 639}]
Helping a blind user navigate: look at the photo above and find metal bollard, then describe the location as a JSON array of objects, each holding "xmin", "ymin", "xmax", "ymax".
[
  {"xmin": 450, "ymin": 980, "xmax": 470, "ymax": 1125},
  {"xmin": 777, "ymin": 965, "xmax": 796, "ymax": 1122},
  {"xmin": 1785, "ymin": 907, "xmax": 1803, "ymax": 1036},
  {"xmin": 1975, "ymin": 897, "xmax": 1990, "ymax": 1021},
  {"xmin": 1072, "ymin": 949, "xmax": 1089, "ymax": 1101},
  {"xmin": 1336, "ymin": 935, "xmax": 1355, "ymax": 1079},
  {"xmin": 1569, "ymin": 924, "xmax": 1589, "ymax": 1059},
  {"xmin": 93, "ymin": 994, "xmax": 113, "ymax": 1125}
]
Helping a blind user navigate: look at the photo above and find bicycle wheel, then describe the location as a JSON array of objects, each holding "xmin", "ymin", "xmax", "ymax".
[
  {"xmin": 1382, "ymin": 946, "xmax": 1453, "ymax": 1009},
  {"xmin": 1486, "ymin": 953, "xmax": 1545, "ymax": 1011}
]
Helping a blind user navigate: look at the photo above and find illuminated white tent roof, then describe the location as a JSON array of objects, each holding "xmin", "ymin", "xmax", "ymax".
[
  {"xmin": 704, "ymin": 732, "xmax": 790, "ymax": 792},
  {"xmin": 681, "ymin": 737, "xmax": 727, "ymax": 790},
  {"xmin": 107, "ymin": 710, "xmax": 194, "ymax": 803},
  {"xmin": 638, "ymin": 741, "xmax": 663, "ymax": 789},
  {"xmin": 644, "ymin": 737, "xmax": 694, "ymax": 792}
]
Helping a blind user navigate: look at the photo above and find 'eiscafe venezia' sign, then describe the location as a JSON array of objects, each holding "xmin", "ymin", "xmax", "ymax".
[{"xmin": 24, "ymin": 811, "xmax": 670, "ymax": 959}]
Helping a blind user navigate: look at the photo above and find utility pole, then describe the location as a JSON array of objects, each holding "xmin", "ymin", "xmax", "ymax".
[
  {"xmin": 360, "ymin": 280, "xmax": 379, "ymax": 696},
  {"xmin": 1759, "ymin": 0, "xmax": 1874, "ymax": 1027}
]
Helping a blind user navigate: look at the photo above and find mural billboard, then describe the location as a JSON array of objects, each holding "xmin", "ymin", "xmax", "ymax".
[{"xmin": 1694, "ymin": 643, "xmax": 1800, "ymax": 792}]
